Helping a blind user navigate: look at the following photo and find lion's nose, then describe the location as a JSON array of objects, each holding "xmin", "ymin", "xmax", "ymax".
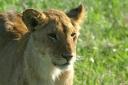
[{"xmin": 62, "ymin": 52, "xmax": 73, "ymax": 61}]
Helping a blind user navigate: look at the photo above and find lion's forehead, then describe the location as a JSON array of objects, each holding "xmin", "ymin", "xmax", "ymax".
[
  {"xmin": 47, "ymin": 21, "xmax": 75, "ymax": 35},
  {"xmin": 46, "ymin": 10, "xmax": 72, "ymax": 25},
  {"xmin": 44, "ymin": 10, "xmax": 76, "ymax": 33}
]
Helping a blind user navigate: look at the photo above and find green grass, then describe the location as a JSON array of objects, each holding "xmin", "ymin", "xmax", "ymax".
[{"xmin": 0, "ymin": 0, "xmax": 128, "ymax": 85}]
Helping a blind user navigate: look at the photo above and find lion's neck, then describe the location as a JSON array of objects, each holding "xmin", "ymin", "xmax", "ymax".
[{"xmin": 23, "ymin": 36, "xmax": 62, "ymax": 85}]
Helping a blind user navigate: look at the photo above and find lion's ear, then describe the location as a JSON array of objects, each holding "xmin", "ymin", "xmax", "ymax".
[
  {"xmin": 67, "ymin": 5, "xmax": 85, "ymax": 24},
  {"xmin": 22, "ymin": 9, "xmax": 46, "ymax": 32}
]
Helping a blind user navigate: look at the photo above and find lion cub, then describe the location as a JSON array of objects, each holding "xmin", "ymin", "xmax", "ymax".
[{"xmin": 0, "ymin": 5, "xmax": 85, "ymax": 85}]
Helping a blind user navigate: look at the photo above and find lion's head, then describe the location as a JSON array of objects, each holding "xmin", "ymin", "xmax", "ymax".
[{"xmin": 22, "ymin": 5, "xmax": 85, "ymax": 68}]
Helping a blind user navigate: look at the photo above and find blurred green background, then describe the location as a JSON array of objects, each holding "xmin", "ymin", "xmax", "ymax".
[{"xmin": 0, "ymin": 0, "xmax": 128, "ymax": 85}]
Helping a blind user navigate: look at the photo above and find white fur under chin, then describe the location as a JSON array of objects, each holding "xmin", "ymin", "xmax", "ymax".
[{"xmin": 23, "ymin": 37, "xmax": 75, "ymax": 85}]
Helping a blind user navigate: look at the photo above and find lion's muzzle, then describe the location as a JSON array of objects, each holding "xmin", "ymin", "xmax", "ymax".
[{"xmin": 61, "ymin": 52, "xmax": 73, "ymax": 62}]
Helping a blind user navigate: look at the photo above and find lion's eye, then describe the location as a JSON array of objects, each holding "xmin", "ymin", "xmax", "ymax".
[
  {"xmin": 48, "ymin": 33, "xmax": 57, "ymax": 41},
  {"xmin": 71, "ymin": 33, "xmax": 77, "ymax": 41},
  {"xmin": 71, "ymin": 33, "xmax": 76, "ymax": 37}
]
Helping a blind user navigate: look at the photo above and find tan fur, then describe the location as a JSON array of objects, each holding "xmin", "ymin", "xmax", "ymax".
[{"xmin": 0, "ymin": 5, "xmax": 85, "ymax": 85}]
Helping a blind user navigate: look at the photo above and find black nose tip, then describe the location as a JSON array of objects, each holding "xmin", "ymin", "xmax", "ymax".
[{"xmin": 62, "ymin": 52, "xmax": 73, "ymax": 61}]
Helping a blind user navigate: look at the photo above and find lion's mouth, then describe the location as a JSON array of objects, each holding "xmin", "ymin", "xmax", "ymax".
[
  {"xmin": 53, "ymin": 62, "xmax": 69, "ymax": 66},
  {"xmin": 52, "ymin": 57, "xmax": 73, "ymax": 68},
  {"xmin": 53, "ymin": 62, "xmax": 70, "ymax": 68}
]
